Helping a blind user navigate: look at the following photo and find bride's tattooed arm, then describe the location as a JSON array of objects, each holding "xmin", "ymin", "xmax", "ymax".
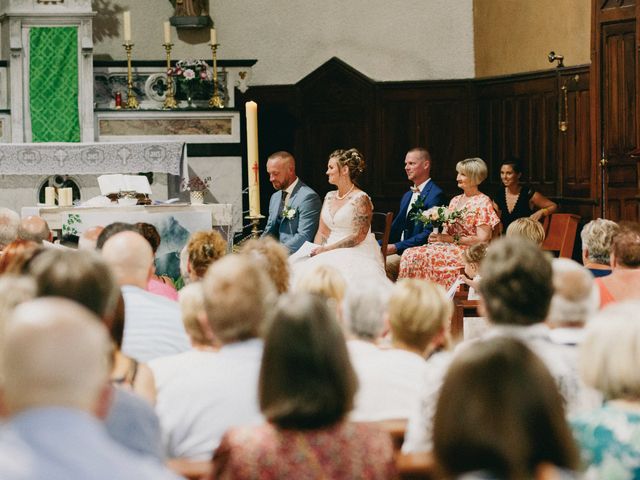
[{"xmin": 312, "ymin": 195, "xmax": 372, "ymax": 255}]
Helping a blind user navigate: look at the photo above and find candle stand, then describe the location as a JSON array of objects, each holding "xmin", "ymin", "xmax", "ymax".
[
  {"xmin": 123, "ymin": 43, "xmax": 139, "ymax": 109},
  {"xmin": 245, "ymin": 214, "xmax": 265, "ymax": 239},
  {"xmin": 162, "ymin": 42, "xmax": 178, "ymax": 109},
  {"xmin": 209, "ymin": 42, "xmax": 224, "ymax": 108}
]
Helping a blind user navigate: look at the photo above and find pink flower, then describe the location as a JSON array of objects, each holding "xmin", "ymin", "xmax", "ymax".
[
  {"xmin": 199, "ymin": 70, "xmax": 208, "ymax": 80},
  {"xmin": 183, "ymin": 69, "xmax": 196, "ymax": 80}
]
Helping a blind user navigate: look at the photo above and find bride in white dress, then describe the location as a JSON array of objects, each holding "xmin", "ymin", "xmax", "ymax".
[{"xmin": 290, "ymin": 148, "xmax": 391, "ymax": 291}]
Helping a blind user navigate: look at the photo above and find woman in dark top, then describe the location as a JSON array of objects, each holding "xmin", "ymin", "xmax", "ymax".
[{"xmin": 493, "ymin": 159, "xmax": 557, "ymax": 232}]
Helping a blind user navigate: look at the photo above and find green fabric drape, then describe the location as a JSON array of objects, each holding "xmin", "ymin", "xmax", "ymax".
[{"xmin": 29, "ymin": 27, "xmax": 80, "ymax": 142}]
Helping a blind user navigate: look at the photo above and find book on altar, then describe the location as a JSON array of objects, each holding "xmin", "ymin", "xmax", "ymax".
[
  {"xmin": 289, "ymin": 241, "xmax": 319, "ymax": 262},
  {"xmin": 98, "ymin": 174, "xmax": 152, "ymax": 195}
]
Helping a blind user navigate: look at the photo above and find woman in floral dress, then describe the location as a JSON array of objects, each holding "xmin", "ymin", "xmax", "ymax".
[{"xmin": 399, "ymin": 157, "xmax": 500, "ymax": 289}]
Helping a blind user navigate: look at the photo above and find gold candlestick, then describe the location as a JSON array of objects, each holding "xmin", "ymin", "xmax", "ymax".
[
  {"xmin": 123, "ymin": 43, "xmax": 139, "ymax": 109},
  {"xmin": 209, "ymin": 43, "xmax": 224, "ymax": 108},
  {"xmin": 245, "ymin": 214, "xmax": 265, "ymax": 239},
  {"xmin": 162, "ymin": 43, "xmax": 177, "ymax": 109}
]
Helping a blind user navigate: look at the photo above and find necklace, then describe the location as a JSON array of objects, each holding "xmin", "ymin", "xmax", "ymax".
[{"xmin": 336, "ymin": 183, "xmax": 355, "ymax": 200}]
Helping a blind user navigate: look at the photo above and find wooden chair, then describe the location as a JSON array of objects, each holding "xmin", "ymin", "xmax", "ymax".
[
  {"xmin": 396, "ymin": 452, "xmax": 439, "ymax": 480},
  {"xmin": 371, "ymin": 211, "xmax": 394, "ymax": 267},
  {"xmin": 541, "ymin": 213, "xmax": 580, "ymax": 258}
]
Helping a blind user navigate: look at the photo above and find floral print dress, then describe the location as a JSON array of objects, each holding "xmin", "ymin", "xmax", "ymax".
[{"xmin": 398, "ymin": 193, "xmax": 499, "ymax": 289}]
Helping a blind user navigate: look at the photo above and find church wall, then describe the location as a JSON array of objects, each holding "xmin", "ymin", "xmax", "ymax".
[
  {"xmin": 92, "ymin": 0, "xmax": 476, "ymax": 85},
  {"xmin": 473, "ymin": 0, "xmax": 591, "ymax": 78}
]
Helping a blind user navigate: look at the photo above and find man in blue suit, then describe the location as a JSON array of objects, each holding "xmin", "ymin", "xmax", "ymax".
[
  {"xmin": 384, "ymin": 147, "xmax": 446, "ymax": 280},
  {"xmin": 262, "ymin": 151, "xmax": 321, "ymax": 254}
]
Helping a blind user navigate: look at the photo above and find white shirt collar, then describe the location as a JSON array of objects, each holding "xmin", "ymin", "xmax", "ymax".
[
  {"xmin": 284, "ymin": 177, "xmax": 299, "ymax": 196},
  {"xmin": 413, "ymin": 178, "xmax": 430, "ymax": 192}
]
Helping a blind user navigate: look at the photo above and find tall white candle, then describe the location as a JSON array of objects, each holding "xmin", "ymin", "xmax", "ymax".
[
  {"xmin": 210, "ymin": 28, "xmax": 217, "ymax": 45},
  {"xmin": 123, "ymin": 11, "xmax": 132, "ymax": 43},
  {"xmin": 163, "ymin": 21, "xmax": 171, "ymax": 44},
  {"xmin": 245, "ymin": 101, "xmax": 260, "ymax": 216},
  {"xmin": 44, "ymin": 187, "xmax": 55, "ymax": 206}
]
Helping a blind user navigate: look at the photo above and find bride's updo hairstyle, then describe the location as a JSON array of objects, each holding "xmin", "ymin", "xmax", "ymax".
[{"xmin": 330, "ymin": 148, "xmax": 366, "ymax": 182}]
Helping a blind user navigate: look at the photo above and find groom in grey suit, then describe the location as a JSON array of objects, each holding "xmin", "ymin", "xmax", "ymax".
[{"xmin": 262, "ymin": 151, "xmax": 321, "ymax": 254}]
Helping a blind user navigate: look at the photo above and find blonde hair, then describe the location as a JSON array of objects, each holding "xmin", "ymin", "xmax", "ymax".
[
  {"xmin": 456, "ymin": 157, "xmax": 488, "ymax": 185},
  {"xmin": 240, "ymin": 237, "xmax": 290, "ymax": 294},
  {"xmin": 506, "ymin": 218, "xmax": 545, "ymax": 246},
  {"xmin": 463, "ymin": 243, "xmax": 488, "ymax": 266},
  {"xmin": 294, "ymin": 264, "xmax": 347, "ymax": 305},
  {"xmin": 178, "ymin": 282, "xmax": 209, "ymax": 346},
  {"xmin": 580, "ymin": 301, "xmax": 640, "ymax": 399},
  {"xmin": 330, "ymin": 148, "xmax": 366, "ymax": 182},
  {"xmin": 387, "ymin": 279, "xmax": 453, "ymax": 351},
  {"xmin": 186, "ymin": 230, "xmax": 228, "ymax": 280}
]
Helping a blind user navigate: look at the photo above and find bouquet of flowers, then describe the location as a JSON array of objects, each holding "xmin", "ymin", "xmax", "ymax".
[
  {"xmin": 167, "ymin": 59, "xmax": 210, "ymax": 104},
  {"xmin": 417, "ymin": 205, "xmax": 467, "ymax": 232},
  {"xmin": 180, "ymin": 175, "xmax": 211, "ymax": 192}
]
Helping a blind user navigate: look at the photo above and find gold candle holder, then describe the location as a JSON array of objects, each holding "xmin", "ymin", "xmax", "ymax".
[
  {"xmin": 244, "ymin": 214, "xmax": 265, "ymax": 239},
  {"xmin": 162, "ymin": 43, "xmax": 177, "ymax": 109},
  {"xmin": 209, "ymin": 43, "xmax": 224, "ymax": 108},
  {"xmin": 123, "ymin": 42, "xmax": 139, "ymax": 109}
]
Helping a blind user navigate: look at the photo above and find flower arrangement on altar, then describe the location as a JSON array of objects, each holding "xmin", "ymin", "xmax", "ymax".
[
  {"xmin": 167, "ymin": 59, "xmax": 210, "ymax": 105},
  {"xmin": 180, "ymin": 175, "xmax": 211, "ymax": 192},
  {"xmin": 416, "ymin": 205, "xmax": 467, "ymax": 232}
]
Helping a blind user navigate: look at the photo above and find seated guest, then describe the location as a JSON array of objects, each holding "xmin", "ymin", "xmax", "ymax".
[
  {"xmin": 595, "ymin": 222, "xmax": 640, "ymax": 308},
  {"xmin": 185, "ymin": 230, "xmax": 227, "ymax": 282},
  {"xmin": 458, "ymin": 242, "xmax": 488, "ymax": 299},
  {"xmin": 505, "ymin": 216, "xmax": 546, "ymax": 246},
  {"xmin": 399, "ymin": 157, "xmax": 500, "ymax": 289},
  {"xmin": 0, "ymin": 239, "xmax": 43, "ymax": 275},
  {"xmin": 547, "ymin": 258, "xmax": 598, "ymax": 346},
  {"xmin": 350, "ymin": 279, "xmax": 452, "ymax": 423},
  {"xmin": 433, "ymin": 337, "xmax": 578, "ymax": 479},
  {"xmin": 155, "ymin": 255, "xmax": 274, "ymax": 460},
  {"xmin": 101, "ymin": 231, "xmax": 190, "ymax": 362},
  {"xmin": 17, "ymin": 215, "xmax": 52, "ymax": 244},
  {"xmin": 78, "ymin": 225, "xmax": 105, "ymax": 250},
  {"xmin": 212, "ymin": 293, "xmax": 395, "ymax": 479},
  {"xmin": 0, "ymin": 298, "xmax": 181, "ymax": 480},
  {"xmin": 0, "ymin": 207, "xmax": 20, "ymax": 250},
  {"xmin": 26, "ymin": 248, "xmax": 163, "ymax": 458},
  {"xmin": 580, "ymin": 218, "xmax": 618, "ymax": 277},
  {"xmin": 240, "ymin": 236, "xmax": 290, "ymax": 294},
  {"xmin": 294, "ymin": 264, "xmax": 346, "ymax": 319},
  {"xmin": 571, "ymin": 301, "xmax": 640, "ymax": 478},
  {"xmin": 136, "ymin": 222, "xmax": 178, "ymax": 301},
  {"xmin": 96, "ymin": 221, "xmax": 140, "ymax": 249}
]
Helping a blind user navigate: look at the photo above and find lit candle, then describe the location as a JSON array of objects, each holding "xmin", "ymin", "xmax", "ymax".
[
  {"xmin": 163, "ymin": 21, "xmax": 171, "ymax": 44},
  {"xmin": 123, "ymin": 11, "xmax": 131, "ymax": 43},
  {"xmin": 210, "ymin": 28, "xmax": 217, "ymax": 45},
  {"xmin": 45, "ymin": 187, "xmax": 55, "ymax": 206},
  {"xmin": 245, "ymin": 101, "xmax": 260, "ymax": 216}
]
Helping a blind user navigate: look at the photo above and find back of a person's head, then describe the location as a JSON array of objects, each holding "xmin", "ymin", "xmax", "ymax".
[
  {"xmin": 259, "ymin": 293, "xmax": 357, "ymax": 430},
  {"xmin": 479, "ymin": 237, "xmax": 553, "ymax": 326},
  {"xmin": 101, "ymin": 231, "xmax": 154, "ymax": 287},
  {"xmin": 463, "ymin": 242, "xmax": 488, "ymax": 266},
  {"xmin": 0, "ymin": 239, "xmax": 43, "ymax": 275},
  {"xmin": 2, "ymin": 298, "xmax": 111, "ymax": 414},
  {"xmin": 506, "ymin": 217, "xmax": 546, "ymax": 246},
  {"xmin": 202, "ymin": 254, "xmax": 275, "ymax": 344},
  {"xmin": 611, "ymin": 221, "xmax": 640, "ymax": 268},
  {"xmin": 294, "ymin": 264, "xmax": 346, "ymax": 305},
  {"xmin": 17, "ymin": 216, "xmax": 51, "ymax": 243},
  {"xmin": 388, "ymin": 279, "xmax": 452, "ymax": 352},
  {"xmin": 580, "ymin": 218, "xmax": 618, "ymax": 265},
  {"xmin": 78, "ymin": 225, "xmax": 105, "ymax": 250},
  {"xmin": 0, "ymin": 207, "xmax": 20, "ymax": 250},
  {"xmin": 186, "ymin": 230, "xmax": 227, "ymax": 280},
  {"xmin": 343, "ymin": 282, "xmax": 390, "ymax": 341},
  {"xmin": 433, "ymin": 337, "xmax": 578, "ymax": 478},
  {"xmin": 241, "ymin": 237, "xmax": 290, "ymax": 294},
  {"xmin": 579, "ymin": 301, "xmax": 640, "ymax": 400},
  {"xmin": 547, "ymin": 258, "xmax": 598, "ymax": 327},
  {"xmin": 135, "ymin": 222, "xmax": 161, "ymax": 254},
  {"xmin": 27, "ymin": 248, "xmax": 119, "ymax": 320},
  {"xmin": 178, "ymin": 282, "xmax": 212, "ymax": 346},
  {"xmin": 95, "ymin": 222, "xmax": 139, "ymax": 250}
]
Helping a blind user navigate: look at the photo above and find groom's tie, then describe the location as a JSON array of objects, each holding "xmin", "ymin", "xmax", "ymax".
[{"xmin": 277, "ymin": 191, "xmax": 288, "ymax": 217}]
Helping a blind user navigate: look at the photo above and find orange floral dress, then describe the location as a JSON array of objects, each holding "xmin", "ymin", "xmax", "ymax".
[{"xmin": 398, "ymin": 193, "xmax": 499, "ymax": 289}]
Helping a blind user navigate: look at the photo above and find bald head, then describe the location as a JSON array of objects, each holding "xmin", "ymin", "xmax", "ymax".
[
  {"xmin": 0, "ymin": 208, "xmax": 20, "ymax": 249},
  {"xmin": 18, "ymin": 215, "xmax": 52, "ymax": 243},
  {"xmin": 101, "ymin": 231, "xmax": 154, "ymax": 288},
  {"xmin": 2, "ymin": 298, "xmax": 111, "ymax": 415},
  {"xmin": 78, "ymin": 225, "xmax": 105, "ymax": 250}
]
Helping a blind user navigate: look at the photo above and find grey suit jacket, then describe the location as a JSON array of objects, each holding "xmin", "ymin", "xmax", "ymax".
[{"xmin": 262, "ymin": 180, "xmax": 321, "ymax": 253}]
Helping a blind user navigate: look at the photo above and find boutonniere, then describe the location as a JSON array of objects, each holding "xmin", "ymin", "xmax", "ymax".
[
  {"xmin": 281, "ymin": 205, "xmax": 297, "ymax": 220},
  {"xmin": 408, "ymin": 196, "xmax": 426, "ymax": 224}
]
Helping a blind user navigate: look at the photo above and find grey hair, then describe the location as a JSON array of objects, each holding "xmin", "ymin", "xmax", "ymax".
[
  {"xmin": 580, "ymin": 219, "xmax": 619, "ymax": 265},
  {"xmin": 547, "ymin": 258, "xmax": 598, "ymax": 326},
  {"xmin": 343, "ymin": 283, "xmax": 391, "ymax": 341},
  {"xmin": 0, "ymin": 208, "xmax": 20, "ymax": 249}
]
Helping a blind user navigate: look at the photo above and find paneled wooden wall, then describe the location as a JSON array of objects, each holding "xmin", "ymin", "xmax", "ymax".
[{"xmin": 237, "ymin": 58, "xmax": 595, "ymax": 223}]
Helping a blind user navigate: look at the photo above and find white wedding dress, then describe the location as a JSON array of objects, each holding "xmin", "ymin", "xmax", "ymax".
[{"xmin": 290, "ymin": 191, "xmax": 392, "ymax": 292}]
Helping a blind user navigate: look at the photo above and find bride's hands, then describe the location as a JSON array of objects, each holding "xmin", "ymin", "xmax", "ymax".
[{"xmin": 310, "ymin": 246, "xmax": 327, "ymax": 257}]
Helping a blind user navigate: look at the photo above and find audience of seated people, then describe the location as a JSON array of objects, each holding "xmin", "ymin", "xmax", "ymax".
[{"xmin": 2, "ymin": 204, "xmax": 640, "ymax": 479}]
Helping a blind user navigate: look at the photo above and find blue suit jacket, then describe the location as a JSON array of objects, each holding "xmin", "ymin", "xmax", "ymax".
[
  {"xmin": 389, "ymin": 180, "xmax": 446, "ymax": 254},
  {"xmin": 262, "ymin": 180, "xmax": 321, "ymax": 254}
]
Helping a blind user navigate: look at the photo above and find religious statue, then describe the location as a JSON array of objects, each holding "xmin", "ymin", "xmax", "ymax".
[{"xmin": 171, "ymin": 0, "xmax": 208, "ymax": 17}]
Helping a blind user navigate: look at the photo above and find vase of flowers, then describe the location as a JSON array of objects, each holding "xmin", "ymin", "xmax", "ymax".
[
  {"xmin": 417, "ymin": 205, "xmax": 467, "ymax": 233},
  {"xmin": 168, "ymin": 59, "xmax": 209, "ymax": 108},
  {"xmin": 181, "ymin": 175, "xmax": 211, "ymax": 205}
]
